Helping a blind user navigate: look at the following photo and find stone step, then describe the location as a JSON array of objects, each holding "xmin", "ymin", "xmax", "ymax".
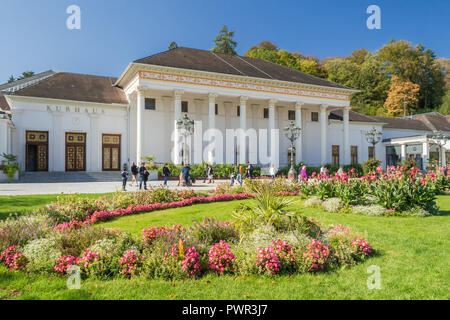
[{"xmin": 18, "ymin": 171, "xmax": 123, "ymax": 183}]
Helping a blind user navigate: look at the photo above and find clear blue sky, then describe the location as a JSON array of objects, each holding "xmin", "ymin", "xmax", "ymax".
[{"xmin": 0, "ymin": 0, "xmax": 448, "ymax": 82}]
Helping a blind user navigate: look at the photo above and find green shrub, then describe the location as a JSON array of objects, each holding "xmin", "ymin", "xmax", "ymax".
[
  {"xmin": 363, "ymin": 158, "xmax": 382, "ymax": 174},
  {"xmin": 322, "ymin": 198, "xmax": 343, "ymax": 213},
  {"xmin": 23, "ymin": 238, "xmax": 62, "ymax": 273},
  {"xmin": 188, "ymin": 218, "xmax": 239, "ymax": 245},
  {"xmin": 351, "ymin": 205, "xmax": 386, "ymax": 216}
]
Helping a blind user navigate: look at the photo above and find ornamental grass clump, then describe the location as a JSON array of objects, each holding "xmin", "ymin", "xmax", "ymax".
[
  {"xmin": 0, "ymin": 214, "xmax": 54, "ymax": 252},
  {"xmin": 189, "ymin": 218, "xmax": 239, "ymax": 245}
]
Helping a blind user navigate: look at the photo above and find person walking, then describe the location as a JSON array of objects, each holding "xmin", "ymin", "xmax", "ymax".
[
  {"xmin": 337, "ymin": 166, "xmax": 344, "ymax": 178},
  {"xmin": 320, "ymin": 165, "xmax": 327, "ymax": 179},
  {"xmin": 246, "ymin": 162, "xmax": 254, "ymax": 179},
  {"xmin": 269, "ymin": 164, "xmax": 276, "ymax": 179},
  {"xmin": 143, "ymin": 167, "xmax": 149, "ymax": 190},
  {"xmin": 299, "ymin": 165, "xmax": 308, "ymax": 182},
  {"xmin": 162, "ymin": 163, "xmax": 170, "ymax": 187},
  {"xmin": 181, "ymin": 163, "xmax": 191, "ymax": 187},
  {"xmin": 130, "ymin": 162, "xmax": 138, "ymax": 187},
  {"xmin": 203, "ymin": 164, "xmax": 208, "ymax": 183},
  {"xmin": 121, "ymin": 167, "xmax": 129, "ymax": 191},
  {"xmin": 138, "ymin": 162, "xmax": 147, "ymax": 190},
  {"xmin": 207, "ymin": 165, "xmax": 214, "ymax": 183},
  {"xmin": 230, "ymin": 171, "xmax": 235, "ymax": 187},
  {"xmin": 238, "ymin": 163, "xmax": 244, "ymax": 182}
]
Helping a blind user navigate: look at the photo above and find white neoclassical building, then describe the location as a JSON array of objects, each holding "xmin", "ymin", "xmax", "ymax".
[{"xmin": 0, "ymin": 47, "xmax": 448, "ymax": 173}]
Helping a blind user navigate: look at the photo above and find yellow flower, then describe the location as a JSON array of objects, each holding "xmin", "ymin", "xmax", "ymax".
[{"xmin": 178, "ymin": 239, "xmax": 184, "ymax": 259}]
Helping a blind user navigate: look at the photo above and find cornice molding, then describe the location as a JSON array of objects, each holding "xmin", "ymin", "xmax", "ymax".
[{"xmin": 117, "ymin": 62, "xmax": 356, "ymax": 101}]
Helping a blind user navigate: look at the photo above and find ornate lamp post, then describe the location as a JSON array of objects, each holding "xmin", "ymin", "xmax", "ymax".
[
  {"xmin": 284, "ymin": 121, "xmax": 302, "ymax": 180},
  {"xmin": 176, "ymin": 114, "xmax": 195, "ymax": 165},
  {"xmin": 429, "ymin": 131, "xmax": 448, "ymax": 167},
  {"xmin": 365, "ymin": 127, "xmax": 382, "ymax": 159}
]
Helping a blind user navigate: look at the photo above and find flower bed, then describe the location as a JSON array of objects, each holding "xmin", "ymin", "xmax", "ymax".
[
  {"xmin": 299, "ymin": 166, "xmax": 449, "ymax": 216},
  {"xmin": 1, "ymin": 218, "xmax": 374, "ymax": 280}
]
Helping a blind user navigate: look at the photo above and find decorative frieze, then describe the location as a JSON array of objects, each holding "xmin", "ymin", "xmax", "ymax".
[{"xmin": 139, "ymin": 70, "xmax": 350, "ymax": 101}]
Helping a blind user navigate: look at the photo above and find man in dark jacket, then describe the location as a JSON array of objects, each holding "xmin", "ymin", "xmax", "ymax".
[
  {"xmin": 181, "ymin": 163, "xmax": 191, "ymax": 187},
  {"xmin": 131, "ymin": 162, "xmax": 138, "ymax": 187},
  {"xmin": 139, "ymin": 162, "xmax": 147, "ymax": 190},
  {"xmin": 162, "ymin": 163, "xmax": 170, "ymax": 186},
  {"xmin": 246, "ymin": 162, "xmax": 254, "ymax": 179}
]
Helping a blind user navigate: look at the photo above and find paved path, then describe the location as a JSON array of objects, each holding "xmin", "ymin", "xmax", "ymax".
[{"xmin": 0, "ymin": 180, "xmax": 220, "ymax": 196}]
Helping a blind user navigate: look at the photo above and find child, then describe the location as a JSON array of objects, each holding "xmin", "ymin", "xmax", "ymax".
[{"xmin": 121, "ymin": 167, "xmax": 129, "ymax": 191}]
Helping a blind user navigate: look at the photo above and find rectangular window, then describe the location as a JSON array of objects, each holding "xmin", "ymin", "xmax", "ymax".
[
  {"xmin": 181, "ymin": 101, "xmax": 188, "ymax": 113},
  {"xmin": 215, "ymin": 104, "xmax": 218, "ymax": 115},
  {"xmin": 351, "ymin": 146, "xmax": 358, "ymax": 164},
  {"xmin": 263, "ymin": 108, "xmax": 269, "ymax": 119},
  {"xmin": 144, "ymin": 98, "xmax": 156, "ymax": 110},
  {"xmin": 311, "ymin": 112, "xmax": 319, "ymax": 122},
  {"xmin": 368, "ymin": 146, "xmax": 374, "ymax": 159},
  {"xmin": 237, "ymin": 106, "xmax": 240, "ymax": 117},
  {"xmin": 332, "ymin": 145, "xmax": 340, "ymax": 166},
  {"xmin": 288, "ymin": 110, "xmax": 296, "ymax": 121}
]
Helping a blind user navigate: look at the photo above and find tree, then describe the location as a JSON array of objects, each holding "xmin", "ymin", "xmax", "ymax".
[
  {"xmin": 384, "ymin": 75, "xmax": 420, "ymax": 116},
  {"xmin": 245, "ymin": 42, "xmax": 326, "ymax": 77},
  {"xmin": 211, "ymin": 26, "xmax": 237, "ymax": 55},
  {"xmin": 17, "ymin": 71, "xmax": 35, "ymax": 80},
  {"xmin": 377, "ymin": 40, "xmax": 445, "ymax": 111},
  {"xmin": 169, "ymin": 41, "xmax": 178, "ymax": 50},
  {"xmin": 439, "ymin": 90, "xmax": 450, "ymax": 115},
  {"xmin": 437, "ymin": 58, "xmax": 450, "ymax": 89},
  {"xmin": 7, "ymin": 75, "xmax": 15, "ymax": 83},
  {"xmin": 324, "ymin": 53, "xmax": 389, "ymax": 115}
]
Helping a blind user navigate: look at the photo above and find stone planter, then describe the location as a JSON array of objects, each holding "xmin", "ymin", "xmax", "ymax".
[{"xmin": 0, "ymin": 170, "xmax": 19, "ymax": 182}]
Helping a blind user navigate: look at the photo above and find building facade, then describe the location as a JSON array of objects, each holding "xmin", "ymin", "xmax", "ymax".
[{"xmin": 0, "ymin": 47, "xmax": 448, "ymax": 173}]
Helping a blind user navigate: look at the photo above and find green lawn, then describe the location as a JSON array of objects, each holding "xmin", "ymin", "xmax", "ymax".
[
  {"xmin": 0, "ymin": 195, "xmax": 449, "ymax": 300},
  {"xmin": 0, "ymin": 193, "xmax": 112, "ymax": 220}
]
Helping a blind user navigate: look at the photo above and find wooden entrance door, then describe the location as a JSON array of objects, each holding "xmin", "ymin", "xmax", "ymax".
[
  {"xmin": 26, "ymin": 131, "xmax": 48, "ymax": 171},
  {"xmin": 65, "ymin": 132, "xmax": 86, "ymax": 171},
  {"xmin": 102, "ymin": 134, "xmax": 121, "ymax": 171}
]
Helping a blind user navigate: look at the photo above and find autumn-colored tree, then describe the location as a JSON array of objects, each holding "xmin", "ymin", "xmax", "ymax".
[{"xmin": 384, "ymin": 75, "xmax": 420, "ymax": 116}]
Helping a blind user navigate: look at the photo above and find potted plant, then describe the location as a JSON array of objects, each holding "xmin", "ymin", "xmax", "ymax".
[
  {"xmin": 142, "ymin": 155, "xmax": 159, "ymax": 181},
  {"xmin": 0, "ymin": 153, "xmax": 20, "ymax": 181}
]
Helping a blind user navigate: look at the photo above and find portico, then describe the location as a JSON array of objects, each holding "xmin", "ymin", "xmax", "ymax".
[{"xmin": 119, "ymin": 48, "xmax": 356, "ymax": 169}]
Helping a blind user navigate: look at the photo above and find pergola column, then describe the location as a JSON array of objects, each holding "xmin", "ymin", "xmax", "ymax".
[
  {"xmin": 295, "ymin": 102, "xmax": 303, "ymax": 165},
  {"xmin": 320, "ymin": 104, "xmax": 328, "ymax": 165},
  {"xmin": 239, "ymin": 96, "xmax": 248, "ymax": 164},
  {"xmin": 208, "ymin": 93, "xmax": 218, "ymax": 164},
  {"xmin": 269, "ymin": 99, "xmax": 278, "ymax": 167},
  {"xmin": 401, "ymin": 143, "xmax": 407, "ymax": 162},
  {"xmin": 136, "ymin": 88, "xmax": 144, "ymax": 164},
  {"xmin": 441, "ymin": 146, "xmax": 447, "ymax": 167},
  {"xmin": 343, "ymin": 106, "xmax": 350, "ymax": 165},
  {"xmin": 173, "ymin": 90, "xmax": 183, "ymax": 164},
  {"xmin": 422, "ymin": 141, "xmax": 429, "ymax": 171}
]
